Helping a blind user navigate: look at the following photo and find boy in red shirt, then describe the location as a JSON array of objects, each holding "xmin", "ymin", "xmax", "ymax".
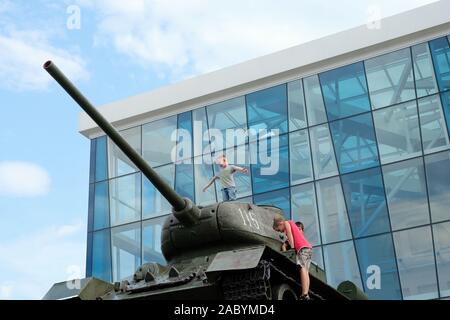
[{"xmin": 273, "ymin": 215, "xmax": 312, "ymax": 300}]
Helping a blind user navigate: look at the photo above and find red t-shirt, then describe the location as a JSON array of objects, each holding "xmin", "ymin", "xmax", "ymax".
[{"xmin": 286, "ymin": 220, "xmax": 312, "ymax": 251}]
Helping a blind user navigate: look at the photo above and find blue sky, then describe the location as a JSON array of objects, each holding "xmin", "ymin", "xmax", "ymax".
[{"xmin": 0, "ymin": 0, "xmax": 438, "ymax": 299}]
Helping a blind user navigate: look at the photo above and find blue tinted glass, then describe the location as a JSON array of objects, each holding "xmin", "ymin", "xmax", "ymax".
[
  {"xmin": 288, "ymin": 80, "xmax": 307, "ymax": 130},
  {"xmin": 341, "ymin": 167, "xmax": 391, "ymax": 238},
  {"xmin": 251, "ymin": 134, "xmax": 289, "ymax": 194},
  {"xmin": 194, "ymin": 154, "xmax": 217, "ymax": 206},
  {"xmin": 330, "ymin": 113, "xmax": 379, "ymax": 173},
  {"xmin": 440, "ymin": 91, "xmax": 450, "ymax": 136},
  {"xmin": 176, "ymin": 111, "xmax": 193, "ymax": 162},
  {"xmin": 93, "ymin": 181, "xmax": 109, "ymax": 230},
  {"xmin": 412, "ymin": 43, "xmax": 439, "ymax": 98},
  {"xmin": 393, "ymin": 226, "xmax": 438, "ymax": 300},
  {"xmin": 108, "ymin": 127, "xmax": 141, "ymax": 178},
  {"xmin": 89, "ymin": 139, "xmax": 96, "ymax": 184},
  {"xmin": 92, "ymin": 229, "xmax": 112, "ymax": 282},
  {"xmin": 109, "ymin": 173, "xmax": 141, "ymax": 226},
  {"xmin": 143, "ymin": 165, "xmax": 174, "ymax": 219},
  {"xmin": 193, "ymin": 107, "xmax": 211, "ymax": 156},
  {"xmin": 289, "ymin": 129, "xmax": 313, "ymax": 185},
  {"xmin": 143, "ymin": 116, "xmax": 177, "ymax": 167},
  {"xmin": 246, "ymin": 84, "xmax": 288, "ymax": 134},
  {"xmin": 365, "ymin": 48, "xmax": 416, "ymax": 109},
  {"xmin": 95, "ymin": 136, "xmax": 108, "ymax": 182},
  {"xmin": 254, "ymin": 188, "xmax": 290, "ymax": 219},
  {"xmin": 142, "ymin": 217, "xmax": 166, "ymax": 265},
  {"xmin": 111, "ymin": 222, "xmax": 141, "ymax": 282},
  {"xmin": 355, "ymin": 234, "xmax": 402, "ymax": 300},
  {"xmin": 323, "ymin": 241, "xmax": 363, "ymax": 289},
  {"xmin": 433, "ymin": 222, "xmax": 450, "ymax": 297},
  {"xmin": 175, "ymin": 163, "xmax": 195, "ymax": 201},
  {"xmin": 309, "ymin": 124, "xmax": 339, "ymax": 179},
  {"xmin": 319, "ymin": 62, "xmax": 371, "ymax": 121},
  {"xmin": 424, "ymin": 151, "xmax": 450, "ymax": 222},
  {"xmin": 304, "ymin": 75, "xmax": 327, "ymax": 125},
  {"xmin": 88, "ymin": 183, "xmax": 94, "ymax": 232},
  {"xmin": 86, "ymin": 232, "xmax": 93, "ymax": 276},
  {"xmin": 291, "ymin": 183, "xmax": 321, "ymax": 246},
  {"xmin": 312, "ymin": 246, "xmax": 324, "ymax": 270},
  {"xmin": 429, "ymin": 37, "xmax": 450, "ymax": 92}
]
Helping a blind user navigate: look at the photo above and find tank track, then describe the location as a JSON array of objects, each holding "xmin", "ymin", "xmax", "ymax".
[{"xmin": 221, "ymin": 260, "xmax": 324, "ymax": 300}]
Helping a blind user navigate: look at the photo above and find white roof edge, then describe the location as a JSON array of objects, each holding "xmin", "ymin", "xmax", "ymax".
[{"xmin": 79, "ymin": 1, "xmax": 450, "ymax": 138}]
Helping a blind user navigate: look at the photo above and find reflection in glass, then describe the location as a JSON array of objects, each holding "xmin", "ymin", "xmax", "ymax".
[
  {"xmin": 289, "ymin": 129, "xmax": 313, "ymax": 185},
  {"xmin": 440, "ymin": 91, "xmax": 450, "ymax": 136},
  {"xmin": 93, "ymin": 181, "xmax": 109, "ymax": 230},
  {"xmin": 291, "ymin": 183, "xmax": 320, "ymax": 246},
  {"xmin": 341, "ymin": 167, "xmax": 391, "ymax": 238},
  {"xmin": 109, "ymin": 173, "xmax": 141, "ymax": 226},
  {"xmin": 393, "ymin": 227, "xmax": 438, "ymax": 300},
  {"xmin": 142, "ymin": 165, "xmax": 174, "ymax": 219},
  {"xmin": 382, "ymin": 158, "xmax": 430, "ymax": 230},
  {"xmin": 365, "ymin": 48, "xmax": 416, "ymax": 109},
  {"xmin": 429, "ymin": 37, "xmax": 450, "ymax": 92},
  {"xmin": 142, "ymin": 116, "xmax": 177, "ymax": 167},
  {"xmin": 424, "ymin": 151, "xmax": 450, "ymax": 222},
  {"xmin": 323, "ymin": 241, "xmax": 362, "ymax": 289},
  {"xmin": 433, "ymin": 222, "xmax": 450, "ymax": 298},
  {"xmin": 193, "ymin": 107, "xmax": 211, "ymax": 156},
  {"xmin": 312, "ymin": 246, "xmax": 324, "ymax": 270},
  {"xmin": 142, "ymin": 217, "xmax": 166, "ymax": 265},
  {"xmin": 194, "ymin": 154, "xmax": 217, "ymax": 206},
  {"xmin": 412, "ymin": 43, "xmax": 439, "ymax": 97},
  {"xmin": 373, "ymin": 101, "xmax": 422, "ymax": 164},
  {"xmin": 417, "ymin": 95, "xmax": 450, "ymax": 154},
  {"xmin": 355, "ymin": 234, "xmax": 402, "ymax": 300},
  {"xmin": 319, "ymin": 62, "xmax": 371, "ymax": 121},
  {"xmin": 309, "ymin": 124, "xmax": 339, "ymax": 179},
  {"xmin": 330, "ymin": 113, "xmax": 379, "ymax": 173},
  {"xmin": 175, "ymin": 163, "xmax": 195, "ymax": 202},
  {"xmin": 254, "ymin": 188, "xmax": 290, "ymax": 219},
  {"xmin": 316, "ymin": 177, "xmax": 352, "ymax": 243},
  {"xmin": 288, "ymin": 80, "xmax": 307, "ymax": 130},
  {"xmin": 176, "ymin": 111, "xmax": 193, "ymax": 162},
  {"xmin": 95, "ymin": 136, "xmax": 108, "ymax": 182},
  {"xmin": 246, "ymin": 84, "xmax": 288, "ymax": 134},
  {"xmin": 108, "ymin": 126, "xmax": 141, "ymax": 178},
  {"xmin": 92, "ymin": 229, "xmax": 112, "ymax": 282},
  {"xmin": 111, "ymin": 222, "xmax": 141, "ymax": 282},
  {"xmin": 304, "ymin": 75, "xmax": 327, "ymax": 125}
]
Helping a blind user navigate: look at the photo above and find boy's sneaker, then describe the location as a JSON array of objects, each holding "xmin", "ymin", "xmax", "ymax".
[{"xmin": 299, "ymin": 294, "xmax": 311, "ymax": 300}]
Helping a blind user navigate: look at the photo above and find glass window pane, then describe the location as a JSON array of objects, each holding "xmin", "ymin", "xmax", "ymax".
[
  {"xmin": 323, "ymin": 241, "xmax": 362, "ymax": 289},
  {"xmin": 412, "ymin": 42, "xmax": 439, "ymax": 97},
  {"xmin": 108, "ymin": 126, "xmax": 141, "ymax": 178},
  {"xmin": 418, "ymin": 95, "xmax": 450, "ymax": 154},
  {"xmin": 382, "ymin": 158, "xmax": 430, "ymax": 230},
  {"xmin": 365, "ymin": 48, "xmax": 416, "ymax": 109},
  {"xmin": 111, "ymin": 222, "xmax": 141, "ymax": 282},
  {"xmin": 312, "ymin": 246, "xmax": 324, "ymax": 270},
  {"xmin": 92, "ymin": 229, "xmax": 112, "ymax": 282},
  {"xmin": 142, "ymin": 217, "xmax": 166, "ymax": 265},
  {"xmin": 193, "ymin": 107, "xmax": 211, "ymax": 156},
  {"xmin": 355, "ymin": 234, "xmax": 402, "ymax": 300},
  {"xmin": 250, "ymin": 134, "xmax": 289, "ymax": 194},
  {"xmin": 319, "ymin": 62, "xmax": 371, "ymax": 121},
  {"xmin": 176, "ymin": 111, "xmax": 193, "ymax": 162},
  {"xmin": 304, "ymin": 75, "xmax": 327, "ymax": 126},
  {"xmin": 429, "ymin": 37, "xmax": 450, "ymax": 92},
  {"xmin": 207, "ymin": 96, "xmax": 247, "ymax": 150},
  {"xmin": 440, "ymin": 91, "xmax": 450, "ymax": 136},
  {"xmin": 316, "ymin": 177, "xmax": 352, "ymax": 243},
  {"xmin": 143, "ymin": 165, "xmax": 174, "ymax": 219},
  {"xmin": 373, "ymin": 101, "xmax": 422, "ymax": 164},
  {"xmin": 93, "ymin": 181, "xmax": 109, "ymax": 230},
  {"xmin": 433, "ymin": 221, "xmax": 450, "ymax": 298},
  {"xmin": 213, "ymin": 144, "xmax": 252, "ymax": 200},
  {"xmin": 246, "ymin": 84, "xmax": 288, "ymax": 134},
  {"xmin": 194, "ymin": 154, "xmax": 217, "ymax": 206},
  {"xmin": 424, "ymin": 151, "xmax": 450, "ymax": 222},
  {"xmin": 95, "ymin": 136, "xmax": 108, "ymax": 182},
  {"xmin": 289, "ymin": 129, "xmax": 313, "ymax": 185},
  {"xmin": 288, "ymin": 80, "xmax": 307, "ymax": 130},
  {"xmin": 142, "ymin": 116, "xmax": 177, "ymax": 167},
  {"xmin": 341, "ymin": 167, "xmax": 391, "ymax": 238},
  {"xmin": 109, "ymin": 173, "xmax": 141, "ymax": 226},
  {"xmin": 330, "ymin": 113, "xmax": 379, "ymax": 173},
  {"xmin": 254, "ymin": 188, "xmax": 290, "ymax": 219},
  {"xmin": 309, "ymin": 124, "xmax": 339, "ymax": 179},
  {"xmin": 175, "ymin": 163, "xmax": 195, "ymax": 202},
  {"xmin": 393, "ymin": 226, "xmax": 438, "ymax": 300},
  {"xmin": 291, "ymin": 183, "xmax": 321, "ymax": 246}
]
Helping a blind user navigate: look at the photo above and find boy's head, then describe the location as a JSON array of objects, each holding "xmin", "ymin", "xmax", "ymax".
[
  {"xmin": 216, "ymin": 155, "xmax": 228, "ymax": 168},
  {"xmin": 273, "ymin": 215, "xmax": 285, "ymax": 232},
  {"xmin": 295, "ymin": 221, "xmax": 304, "ymax": 231}
]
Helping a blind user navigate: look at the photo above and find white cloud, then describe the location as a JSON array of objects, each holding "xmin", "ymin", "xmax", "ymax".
[
  {"xmin": 0, "ymin": 161, "xmax": 51, "ymax": 197},
  {"xmin": 0, "ymin": 29, "xmax": 89, "ymax": 91},
  {"xmin": 79, "ymin": 0, "xmax": 437, "ymax": 79},
  {"xmin": 0, "ymin": 221, "xmax": 86, "ymax": 300}
]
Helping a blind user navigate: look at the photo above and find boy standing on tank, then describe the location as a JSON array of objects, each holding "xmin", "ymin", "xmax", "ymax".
[
  {"xmin": 273, "ymin": 215, "xmax": 313, "ymax": 300},
  {"xmin": 202, "ymin": 155, "xmax": 248, "ymax": 201}
]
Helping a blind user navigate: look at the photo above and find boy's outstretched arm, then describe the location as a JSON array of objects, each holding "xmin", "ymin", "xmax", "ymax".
[
  {"xmin": 232, "ymin": 166, "xmax": 248, "ymax": 174},
  {"xmin": 202, "ymin": 176, "xmax": 219, "ymax": 192}
]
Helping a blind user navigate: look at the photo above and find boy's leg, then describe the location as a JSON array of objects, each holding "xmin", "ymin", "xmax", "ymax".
[
  {"xmin": 221, "ymin": 188, "xmax": 230, "ymax": 202},
  {"xmin": 228, "ymin": 187, "xmax": 237, "ymax": 201},
  {"xmin": 297, "ymin": 248, "xmax": 312, "ymax": 298}
]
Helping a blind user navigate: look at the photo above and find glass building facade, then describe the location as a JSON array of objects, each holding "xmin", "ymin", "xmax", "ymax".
[{"xmin": 86, "ymin": 34, "xmax": 450, "ymax": 300}]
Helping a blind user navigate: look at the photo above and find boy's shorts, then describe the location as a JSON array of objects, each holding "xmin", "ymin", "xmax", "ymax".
[{"xmin": 296, "ymin": 247, "xmax": 312, "ymax": 270}]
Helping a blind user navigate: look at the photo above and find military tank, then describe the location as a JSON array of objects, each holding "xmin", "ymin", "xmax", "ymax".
[{"xmin": 42, "ymin": 61, "xmax": 366, "ymax": 301}]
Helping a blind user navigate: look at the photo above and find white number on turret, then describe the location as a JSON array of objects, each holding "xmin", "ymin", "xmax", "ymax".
[{"xmin": 238, "ymin": 208, "xmax": 260, "ymax": 230}]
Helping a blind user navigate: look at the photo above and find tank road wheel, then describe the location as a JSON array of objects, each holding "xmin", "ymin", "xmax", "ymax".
[{"xmin": 272, "ymin": 283, "xmax": 298, "ymax": 300}]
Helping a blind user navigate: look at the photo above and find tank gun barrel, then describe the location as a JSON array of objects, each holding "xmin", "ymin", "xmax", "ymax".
[{"xmin": 44, "ymin": 61, "xmax": 199, "ymax": 224}]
